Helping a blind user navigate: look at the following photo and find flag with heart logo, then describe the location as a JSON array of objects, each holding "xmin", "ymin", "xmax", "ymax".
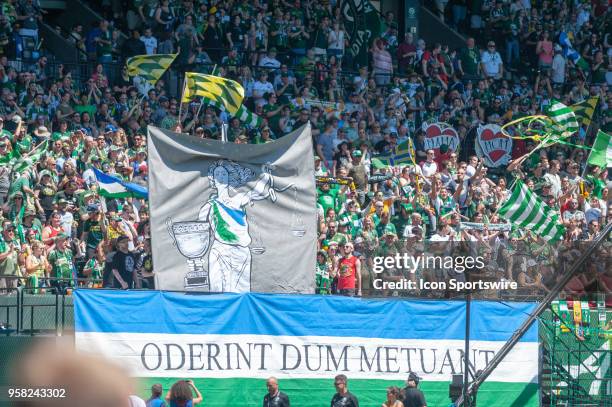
[
  {"xmin": 422, "ymin": 122, "xmax": 460, "ymax": 155},
  {"xmin": 475, "ymin": 124, "xmax": 513, "ymax": 167}
]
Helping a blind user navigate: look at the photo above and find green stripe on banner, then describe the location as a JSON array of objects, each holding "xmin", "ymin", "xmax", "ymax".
[{"xmin": 137, "ymin": 378, "xmax": 539, "ymax": 407}]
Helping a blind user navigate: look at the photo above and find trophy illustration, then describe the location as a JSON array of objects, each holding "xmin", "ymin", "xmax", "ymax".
[
  {"xmin": 290, "ymin": 186, "xmax": 306, "ymax": 237},
  {"xmin": 167, "ymin": 219, "xmax": 211, "ymax": 290}
]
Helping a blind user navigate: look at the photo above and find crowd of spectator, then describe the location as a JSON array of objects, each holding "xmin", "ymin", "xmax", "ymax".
[{"xmin": 0, "ymin": 0, "xmax": 609, "ymax": 302}]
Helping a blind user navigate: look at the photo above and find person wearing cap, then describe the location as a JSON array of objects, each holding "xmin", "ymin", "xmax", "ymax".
[
  {"xmin": 19, "ymin": 208, "xmax": 43, "ymax": 243},
  {"xmin": 47, "ymin": 232, "xmax": 75, "ymax": 292},
  {"xmin": 81, "ymin": 203, "xmax": 107, "ymax": 260},
  {"xmin": 400, "ymin": 372, "xmax": 426, "ymax": 407},
  {"xmin": 0, "ymin": 221, "xmax": 21, "ymax": 292},
  {"xmin": 111, "ymin": 235, "xmax": 138, "ymax": 289},
  {"xmin": 331, "ymin": 374, "xmax": 359, "ymax": 407}
]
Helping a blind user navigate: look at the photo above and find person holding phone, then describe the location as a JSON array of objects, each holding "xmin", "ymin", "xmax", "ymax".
[{"xmin": 165, "ymin": 379, "xmax": 203, "ymax": 407}]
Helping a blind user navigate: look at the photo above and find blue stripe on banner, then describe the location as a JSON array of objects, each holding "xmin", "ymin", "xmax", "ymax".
[
  {"xmin": 74, "ymin": 291, "xmax": 538, "ymax": 342},
  {"xmin": 93, "ymin": 167, "xmax": 121, "ymax": 185}
]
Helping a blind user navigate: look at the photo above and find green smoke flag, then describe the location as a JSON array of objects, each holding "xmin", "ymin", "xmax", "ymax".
[
  {"xmin": 126, "ymin": 53, "xmax": 178, "ymax": 85},
  {"xmin": 498, "ymin": 180, "xmax": 565, "ymax": 242},
  {"xmin": 587, "ymin": 130, "xmax": 612, "ymax": 168},
  {"xmin": 11, "ymin": 140, "xmax": 48, "ymax": 174}
]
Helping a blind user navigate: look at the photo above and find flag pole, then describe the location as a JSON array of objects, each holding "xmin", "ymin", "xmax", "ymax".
[
  {"xmin": 221, "ymin": 123, "xmax": 228, "ymax": 143},
  {"xmin": 580, "ymin": 123, "xmax": 595, "ymax": 178},
  {"xmin": 178, "ymin": 74, "xmax": 187, "ymax": 129}
]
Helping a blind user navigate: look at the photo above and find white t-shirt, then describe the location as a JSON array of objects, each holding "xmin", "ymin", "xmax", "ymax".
[
  {"xmin": 252, "ymin": 80, "xmax": 274, "ymax": 99},
  {"xmin": 421, "ymin": 160, "xmax": 438, "ymax": 177},
  {"xmin": 481, "ymin": 51, "xmax": 503, "ymax": 77},
  {"xmin": 551, "ymin": 54, "xmax": 566, "ymax": 84},
  {"xmin": 259, "ymin": 57, "xmax": 281, "ymax": 70},
  {"xmin": 140, "ymin": 36, "xmax": 157, "ymax": 55}
]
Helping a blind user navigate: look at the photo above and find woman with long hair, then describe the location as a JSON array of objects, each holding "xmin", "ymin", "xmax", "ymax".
[
  {"xmin": 383, "ymin": 386, "xmax": 404, "ymax": 407},
  {"xmin": 165, "ymin": 379, "xmax": 203, "ymax": 407},
  {"xmin": 25, "ymin": 241, "xmax": 50, "ymax": 294}
]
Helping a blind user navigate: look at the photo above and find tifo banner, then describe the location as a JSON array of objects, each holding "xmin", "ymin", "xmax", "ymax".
[
  {"xmin": 147, "ymin": 124, "xmax": 316, "ymax": 293},
  {"xmin": 341, "ymin": 0, "xmax": 382, "ymax": 67},
  {"xmin": 475, "ymin": 124, "xmax": 513, "ymax": 168},
  {"xmin": 74, "ymin": 291, "xmax": 539, "ymax": 407}
]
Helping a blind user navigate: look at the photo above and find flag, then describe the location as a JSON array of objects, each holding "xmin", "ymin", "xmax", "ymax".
[
  {"xmin": 11, "ymin": 140, "xmax": 47, "ymax": 174},
  {"xmin": 182, "ymin": 72, "xmax": 244, "ymax": 115},
  {"xmin": 570, "ymin": 96, "xmax": 599, "ymax": 126},
  {"xmin": 147, "ymin": 124, "xmax": 316, "ymax": 293},
  {"xmin": 126, "ymin": 53, "xmax": 177, "ymax": 85},
  {"xmin": 372, "ymin": 139, "xmax": 414, "ymax": 167},
  {"xmin": 92, "ymin": 167, "xmax": 148, "ymax": 199},
  {"xmin": 498, "ymin": 180, "xmax": 565, "ymax": 242},
  {"xmin": 587, "ymin": 130, "xmax": 612, "ymax": 168},
  {"xmin": 198, "ymin": 96, "xmax": 263, "ymax": 128},
  {"xmin": 546, "ymin": 100, "xmax": 579, "ymax": 137},
  {"xmin": 235, "ymin": 104, "xmax": 263, "ymax": 127},
  {"xmin": 74, "ymin": 291, "xmax": 540, "ymax": 407},
  {"xmin": 559, "ymin": 32, "xmax": 589, "ymax": 71}
]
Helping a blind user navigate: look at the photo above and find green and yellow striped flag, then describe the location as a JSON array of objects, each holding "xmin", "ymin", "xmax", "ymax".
[
  {"xmin": 182, "ymin": 73, "xmax": 244, "ymax": 115},
  {"xmin": 126, "ymin": 53, "xmax": 178, "ymax": 85},
  {"xmin": 570, "ymin": 96, "xmax": 599, "ymax": 126}
]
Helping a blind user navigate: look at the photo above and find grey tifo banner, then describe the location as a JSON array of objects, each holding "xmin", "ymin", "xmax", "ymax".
[{"xmin": 147, "ymin": 124, "xmax": 316, "ymax": 294}]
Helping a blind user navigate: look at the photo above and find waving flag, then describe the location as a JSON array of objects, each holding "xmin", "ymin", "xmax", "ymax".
[
  {"xmin": 547, "ymin": 100, "xmax": 579, "ymax": 137},
  {"xmin": 498, "ymin": 180, "xmax": 565, "ymax": 242},
  {"xmin": 12, "ymin": 140, "xmax": 48, "ymax": 174},
  {"xmin": 93, "ymin": 167, "xmax": 148, "ymax": 199},
  {"xmin": 126, "ymin": 53, "xmax": 178, "ymax": 85},
  {"xmin": 587, "ymin": 130, "xmax": 612, "ymax": 168},
  {"xmin": 182, "ymin": 73, "xmax": 245, "ymax": 115},
  {"xmin": 372, "ymin": 139, "xmax": 415, "ymax": 168},
  {"xmin": 199, "ymin": 96, "xmax": 263, "ymax": 128},
  {"xmin": 559, "ymin": 32, "xmax": 589, "ymax": 71},
  {"xmin": 570, "ymin": 96, "xmax": 599, "ymax": 126}
]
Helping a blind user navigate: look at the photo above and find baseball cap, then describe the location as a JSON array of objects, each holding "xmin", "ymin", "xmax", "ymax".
[
  {"xmin": 408, "ymin": 372, "xmax": 421, "ymax": 383},
  {"xmin": 105, "ymin": 124, "xmax": 118, "ymax": 133},
  {"xmin": 352, "ymin": 150, "xmax": 362, "ymax": 157}
]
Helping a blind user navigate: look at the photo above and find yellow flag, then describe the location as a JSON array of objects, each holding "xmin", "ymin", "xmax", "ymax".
[
  {"xmin": 182, "ymin": 73, "xmax": 245, "ymax": 115},
  {"xmin": 126, "ymin": 53, "xmax": 178, "ymax": 85}
]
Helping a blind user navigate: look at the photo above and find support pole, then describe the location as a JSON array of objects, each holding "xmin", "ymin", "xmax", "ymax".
[
  {"xmin": 455, "ymin": 222, "xmax": 612, "ymax": 406},
  {"xmin": 463, "ymin": 292, "xmax": 471, "ymax": 406}
]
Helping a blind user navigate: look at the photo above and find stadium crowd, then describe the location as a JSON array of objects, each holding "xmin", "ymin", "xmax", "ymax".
[{"xmin": 0, "ymin": 0, "xmax": 609, "ymax": 301}]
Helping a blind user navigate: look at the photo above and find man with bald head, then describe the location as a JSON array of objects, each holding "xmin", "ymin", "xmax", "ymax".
[{"xmin": 263, "ymin": 377, "xmax": 290, "ymax": 407}]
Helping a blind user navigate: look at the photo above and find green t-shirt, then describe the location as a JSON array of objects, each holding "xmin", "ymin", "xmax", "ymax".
[
  {"xmin": 84, "ymin": 219, "xmax": 104, "ymax": 250},
  {"xmin": 460, "ymin": 47, "xmax": 480, "ymax": 76},
  {"xmin": 13, "ymin": 135, "xmax": 32, "ymax": 155},
  {"xmin": 317, "ymin": 188, "xmax": 339, "ymax": 217},
  {"xmin": 48, "ymin": 249, "xmax": 74, "ymax": 280}
]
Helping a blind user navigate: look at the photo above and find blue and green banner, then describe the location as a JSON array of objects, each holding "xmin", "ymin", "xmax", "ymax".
[{"xmin": 74, "ymin": 291, "xmax": 538, "ymax": 406}]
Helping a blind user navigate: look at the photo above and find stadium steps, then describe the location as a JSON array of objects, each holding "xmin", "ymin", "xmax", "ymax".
[{"xmin": 418, "ymin": 5, "xmax": 466, "ymax": 51}]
